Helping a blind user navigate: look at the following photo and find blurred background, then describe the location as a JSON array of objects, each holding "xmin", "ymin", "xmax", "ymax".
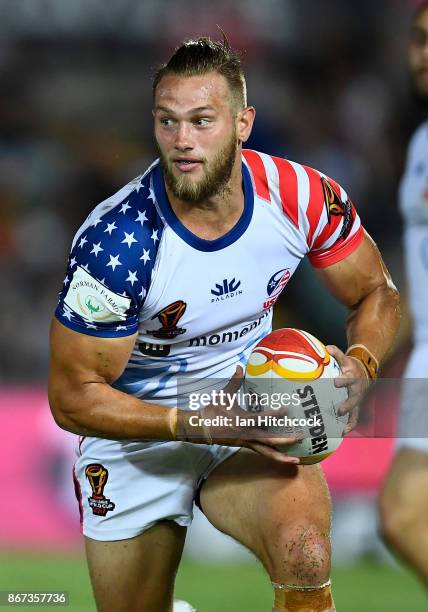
[{"xmin": 1, "ymin": 0, "xmax": 427, "ymax": 610}]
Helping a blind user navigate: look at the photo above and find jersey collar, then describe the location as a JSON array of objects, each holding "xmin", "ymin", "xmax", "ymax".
[{"xmin": 152, "ymin": 160, "xmax": 254, "ymax": 252}]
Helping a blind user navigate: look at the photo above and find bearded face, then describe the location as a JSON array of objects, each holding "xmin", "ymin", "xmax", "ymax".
[
  {"xmin": 157, "ymin": 126, "xmax": 238, "ymax": 204},
  {"xmin": 153, "ymin": 72, "xmax": 247, "ymax": 206}
]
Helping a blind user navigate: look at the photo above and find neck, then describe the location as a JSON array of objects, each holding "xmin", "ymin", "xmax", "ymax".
[{"xmin": 165, "ymin": 153, "xmax": 245, "ymax": 241}]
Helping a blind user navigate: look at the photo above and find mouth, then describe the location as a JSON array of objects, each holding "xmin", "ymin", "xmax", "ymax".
[{"xmin": 173, "ymin": 158, "xmax": 203, "ymax": 172}]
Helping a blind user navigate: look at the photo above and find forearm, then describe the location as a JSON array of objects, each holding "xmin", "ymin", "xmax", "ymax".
[
  {"xmin": 49, "ymin": 377, "xmax": 178, "ymax": 440},
  {"xmin": 346, "ymin": 282, "xmax": 401, "ymax": 364}
]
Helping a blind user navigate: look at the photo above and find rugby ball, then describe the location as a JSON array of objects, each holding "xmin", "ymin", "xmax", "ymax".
[{"xmin": 244, "ymin": 328, "xmax": 348, "ymax": 464}]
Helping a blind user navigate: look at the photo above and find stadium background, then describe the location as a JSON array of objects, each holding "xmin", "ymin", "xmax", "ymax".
[{"xmin": 1, "ymin": 0, "xmax": 427, "ymax": 609}]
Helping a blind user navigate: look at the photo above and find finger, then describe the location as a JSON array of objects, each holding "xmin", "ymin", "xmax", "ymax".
[
  {"xmin": 222, "ymin": 365, "xmax": 244, "ymax": 395},
  {"xmin": 334, "ymin": 375, "xmax": 356, "ymax": 389},
  {"xmin": 326, "ymin": 344, "xmax": 346, "ymax": 367},
  {"xmin": 248, "ymin": 441, "xmax": 300, "ymax": 464},
  {"xmin": 256, "ymin": 435, "xmax": 304, "ymax": 446},
  {"xmin": 343, "ymin": 407, "xmax": 360, "ymax": 434},
  {"xmin": 337, "ymin": 394, "xmax": 360, "ymax": 416}
]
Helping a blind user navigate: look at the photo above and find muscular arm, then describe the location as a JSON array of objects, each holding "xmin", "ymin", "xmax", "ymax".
[
  {"xmin": 48, "ymin": 318, "xmax": 174, "ymax": 440},
  {"xmin": 317, "ymin": 231, "xmax": 401, "ymax": 365},
  {"xmin": 48, "ymin": 319, "xmax": 300, "ymax": 463}
]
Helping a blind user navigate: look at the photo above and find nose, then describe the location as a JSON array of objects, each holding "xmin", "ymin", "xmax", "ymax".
[{"xmin": 174, "ymin": 121, "xmax": 193, "ymax": 151}]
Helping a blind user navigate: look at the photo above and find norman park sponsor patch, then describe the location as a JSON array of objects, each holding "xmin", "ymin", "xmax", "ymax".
[{"xmin": 64, "ymin": 266, "xmax": 131, "ymax": 322}]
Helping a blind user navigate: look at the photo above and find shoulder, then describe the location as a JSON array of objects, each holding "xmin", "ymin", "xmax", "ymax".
[
  {"xmin": 73, "ymin": 161, "xmax": 162, "ymax": 247},
  {"xmin": 242, "ymin": 148, "xmax": 348, "ymax": 225},
  {"xmin": 64, "ymin": 161, "xmax": 164, "ymax": 301},
  {"xmin": 242, "ymin": 148, "xmax": 362, "ymax": 265},
  {"xmin": 242, "ymin": 148, "xmax": 345, "ymax": 203}
]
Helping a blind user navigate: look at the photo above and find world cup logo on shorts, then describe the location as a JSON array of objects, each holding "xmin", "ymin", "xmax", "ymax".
[{"xmin": 85, "ymin": 463, "xmax": 115, "ymax": 516}]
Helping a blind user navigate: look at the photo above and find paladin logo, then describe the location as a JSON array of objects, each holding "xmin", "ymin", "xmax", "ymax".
[{"xmin": 211, "ymin": 278, "xmax": 242, "ymax": 303}]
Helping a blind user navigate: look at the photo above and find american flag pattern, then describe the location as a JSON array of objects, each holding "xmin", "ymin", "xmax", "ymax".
[
  {"xmin": 55, "ymin": 165, "xmax": 164, "ymax": 337},
  {"xmin": 56, "ymin": 150, "xmax": 363, "ymax": 342},
  {"xmin": 242, "ymin": 149, "xmax": 363, "ymax": 268}
]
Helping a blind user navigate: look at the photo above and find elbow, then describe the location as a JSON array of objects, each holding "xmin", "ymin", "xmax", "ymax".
[
  {"xmin": 386, "ymin": 280, "xmax": 401, "ymax": 321},
  {"xmin": 48, "ymin": 384, "xmax": 84, "ymax": 435},
  {"xmin": 48, "ymin": 396, "xmax": 76, "ymax": 434}
]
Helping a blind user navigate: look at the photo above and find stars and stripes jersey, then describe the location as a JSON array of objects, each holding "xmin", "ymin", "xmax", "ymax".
[
  {"xmin": 399, "ymin": 121, "xmax": 428, "ymax": 343},
  {"xmin": 55, "ymin": 150, "xmax": 364, "ymax": 405}
]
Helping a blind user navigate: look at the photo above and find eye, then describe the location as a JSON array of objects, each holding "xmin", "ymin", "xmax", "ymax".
[
  {"xmin": 159, "ymin": 118, "xmax": 174, "ymax": 127},
  {"xmin": 194, "ymin": 118, "xmax": 211, "ymax": 126}
]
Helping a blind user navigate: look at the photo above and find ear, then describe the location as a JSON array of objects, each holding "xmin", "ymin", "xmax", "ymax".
[{"xmin": 236, "ymin": 106, "xmax": 256, "ymax": 143}]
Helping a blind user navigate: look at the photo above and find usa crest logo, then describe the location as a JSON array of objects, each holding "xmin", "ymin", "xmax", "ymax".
[{"xmin": 263, "ymin": 269, "xmax": 291, "ymax": 310}]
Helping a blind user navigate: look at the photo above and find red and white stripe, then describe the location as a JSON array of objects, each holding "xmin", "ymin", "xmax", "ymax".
[
  {"xmin": 243, "ymin": 149, "xmax": 363, "ymax": 266},
  {"xmin": 243, "ymin": 149, "xmax": 325, "ymax": 240}
]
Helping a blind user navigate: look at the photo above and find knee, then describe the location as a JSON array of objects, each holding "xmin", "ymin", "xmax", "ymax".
[{"xmin": 264, "ymin": 522, "xmax": 331, "ymax": 585}]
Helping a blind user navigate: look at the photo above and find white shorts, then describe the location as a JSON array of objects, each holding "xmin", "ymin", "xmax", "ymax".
[
  {"xmin": 73, "ymin": 438, "xmax": 239, "ymax": 541},
  {"xmin": 396, "ymin": 343, "xmax": 428, "ymax": 453}
]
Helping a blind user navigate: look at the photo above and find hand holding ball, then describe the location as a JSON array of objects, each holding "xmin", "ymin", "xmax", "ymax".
[{"xmin": 245, "ymin": 328, "xmax": 348, "ymax": 464}]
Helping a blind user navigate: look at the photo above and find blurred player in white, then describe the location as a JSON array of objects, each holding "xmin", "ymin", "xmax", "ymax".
[
  {"xmin": 49, "ymin": 38, "xmax": 400, "ymax": 611},
  {"xmin": 379, "ymin": 1, "xmax": 428, "ymax": 586}
]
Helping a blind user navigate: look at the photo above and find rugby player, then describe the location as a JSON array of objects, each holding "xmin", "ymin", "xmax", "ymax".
[
  {"xmin": 48, "ymin": 38, "xmax": 400, "ymax": 611},
  {"xmin": 379, "ymin": 2, "xmax": 428, "ymax": 586}
]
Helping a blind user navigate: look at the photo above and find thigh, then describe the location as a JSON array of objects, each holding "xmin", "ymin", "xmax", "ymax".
[
  {"xmin": 85, "ymin": 520, "xmax": 186, "ymax": 612},
  {"xmin": 381, "ymin": 447, "xmax": 428, "ymax": 508},
  {"xmin": 199, "ymin": 448, "xmax": 331, "ymax": 570}
]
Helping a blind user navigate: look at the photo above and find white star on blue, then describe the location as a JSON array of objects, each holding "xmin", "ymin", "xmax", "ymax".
[
  {"xmin": 140, "ymin": 249, "xmax": 150, "ymax": 264},
  {"xmin": 135, "ymin": 210, "xmax": 148, "ymax": 226},
  {"xmin": 126, "ymin": 270, "xmax": 138, "ymax": 286},
  {"xmin": 107, "ymin": 254, "xmax": 122, "ymax": 271},
  {"xmin": 105, "ymin": 221, "xmax": 117, "ymax": 235},
  {"xmin": 62, "ymin": 308, "xmax": 71, "ymax": 321},
  {"xmin": 119, "ymin": 201, "xmax": 131, "ymax": 214},
  {"xmin": 90, "ymin": 242, "xmax": 104, "ymax": 257},
  {"xmin": 122, "ymin": 231, "xmax": 138, "ymax": 248},
  {"xmin": 148, "ymin": 186, "xmax": 156, "ymax": 203}
]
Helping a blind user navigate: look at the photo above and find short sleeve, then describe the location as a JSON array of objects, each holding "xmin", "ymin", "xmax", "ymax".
[
  {"xmin": 305, "ymin": 170, "xmax": 364, "ymax": 268},
  {"xmin": 55, "ymin": 181, "xmax": 163, "ymax": 337}
]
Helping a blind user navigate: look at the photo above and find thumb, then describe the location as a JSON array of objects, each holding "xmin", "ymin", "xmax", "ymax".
[
  {"xmin": 223, "ymin": 365, "xmax": 244, "ymax": 395},
  {"xmin": 326, "ymin": 344, "xmax": 346, "ymax": 368}
]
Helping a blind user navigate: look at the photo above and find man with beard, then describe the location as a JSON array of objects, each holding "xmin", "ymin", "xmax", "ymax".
[
  {"xmin": 49, "ymin": 38, "xmax": 400, "ymax": 611},
  {"xmin": 379, "ymin": 2, "xmax": 428, "ymax": 587}
]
